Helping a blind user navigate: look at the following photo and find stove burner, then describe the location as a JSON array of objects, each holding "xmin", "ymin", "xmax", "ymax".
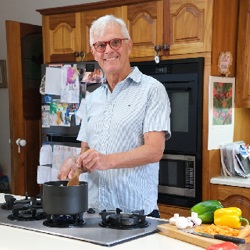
[
  {"xmin": 99, "ymin": 208, "xmax": 150, "ymax": 229},
  {"xmin": 8, "ymin": 203, "xmax": 46, "ymax": 221},
  {"xmin": 1, "ymin": 192, "xmax": 43, "ymax": 210},
  {"xmin": 2, "ymin": 193, "xmax": 29, "ymax": 210},
  {"xmin": 43, "ymin": 213, "xmax": 85, "ymax": 228},
  {"xmin": 2, "ymin": 192, "xmax": 46, "ymax": 221}
]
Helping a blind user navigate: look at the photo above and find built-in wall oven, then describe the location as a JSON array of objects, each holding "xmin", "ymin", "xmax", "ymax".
[{"xmin": 131, "ymin": 57, "xmax": 204, "ymax": 207}]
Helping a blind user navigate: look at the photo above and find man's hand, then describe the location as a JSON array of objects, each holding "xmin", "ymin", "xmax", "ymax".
[
  {"xmin": 57, "ymin": 156, "xmax": 79, "ymax": 180},
  {"xmin": 76, "ymin": 148, "xmax": 110, "ymax": 173}
]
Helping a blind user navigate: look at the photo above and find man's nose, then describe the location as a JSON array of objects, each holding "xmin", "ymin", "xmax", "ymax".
[{"xmin": 105, "ymin": 42, "xmax": 113, "ymax": 52}]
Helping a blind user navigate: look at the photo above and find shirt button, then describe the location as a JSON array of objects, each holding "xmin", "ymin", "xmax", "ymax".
[
  {"xmin": 105, "ymin": 124, "xmax": 108, "ymax": 128},
  {"xmin": 102, "ymin": 144, "xmax": 105, "ymax": 147},
  {"xmin": 109, "ymin": 104, "xmax": 112, "ymax": 108}
]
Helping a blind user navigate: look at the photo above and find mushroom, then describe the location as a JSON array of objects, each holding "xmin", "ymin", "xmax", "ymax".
[
  {"xmin": 176, "ymin": 216, "xmax": 189, "ymax": 229},
  {"xmin": 187, "ymin": 212, "xmax": 202, "ymax": 226},
  {"xmin": 169, "ymin": 213, "xmax": 179, "ymax": 225}
]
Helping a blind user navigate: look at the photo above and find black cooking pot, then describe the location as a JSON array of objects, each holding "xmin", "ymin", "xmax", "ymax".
[{"xmin": 43, "ymin": 181, "xmax": 88, "ymax": 215}]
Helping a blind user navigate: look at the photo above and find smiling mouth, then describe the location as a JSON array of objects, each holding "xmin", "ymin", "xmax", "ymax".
[{"xmin": 105, "ymin": 57, "xmax": 118, "ymax": 61}]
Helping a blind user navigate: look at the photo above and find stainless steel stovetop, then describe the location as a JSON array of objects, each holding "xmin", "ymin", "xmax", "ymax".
[{"xmin": 0, "ymin": 206, "xmax": 166, "ymax": 247}]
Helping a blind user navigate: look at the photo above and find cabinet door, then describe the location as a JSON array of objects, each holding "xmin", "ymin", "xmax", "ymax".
[
  {"xmin": 126, "ymin": 1, "xmax": 164, "ymax": 58},
  {"xmin": 235, "ymin": 0, "xmax": 250, "ymax": 108},
  {"xmin": 43, "ymin": 12, "xmax": 84, "ymax": 63},
  {"xmin": 168, "ymin": 0, "xmax": 213, "ymax": 55},
  {"xmin": 83, "ymin": 7, "xmax": 124, "ymax": 61},
  {"xmin": 211, "ymin": 185, "xmax": 250, "ymax": 222}
]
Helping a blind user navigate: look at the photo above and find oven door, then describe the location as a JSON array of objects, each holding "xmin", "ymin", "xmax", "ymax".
[{"xmin": 154, "ymin": 73, "xmax": 199, "ymax": 154}]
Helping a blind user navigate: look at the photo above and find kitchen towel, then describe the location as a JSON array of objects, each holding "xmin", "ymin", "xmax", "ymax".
[{"xmin": 39, "ymin": 145, "xmax": 53, "ymax": 166}]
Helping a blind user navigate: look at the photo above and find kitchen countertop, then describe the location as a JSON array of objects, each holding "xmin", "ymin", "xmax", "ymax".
[
  {"xmin": 0, "ymin": 193, "xmax": 204, "ymax": 250},
  {"xmin": 210, "ymin": 176, "xmax": 250, "ymax": 188}
]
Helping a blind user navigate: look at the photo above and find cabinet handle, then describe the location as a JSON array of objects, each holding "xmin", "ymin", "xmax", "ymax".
[
  {"xmin": 162, "ymin": 44, "xmax": 170, "ymax": 51},
  {"xmin": 154, "ymin": 45, "xmax": 161, "ymax": 52},
  {"xmin": 80, "ymin": 51, "xmax": 86, "ymax": 61},
  {"xmin": 74, "ymin": 51, "xmax": 80, "ymax": 57}
]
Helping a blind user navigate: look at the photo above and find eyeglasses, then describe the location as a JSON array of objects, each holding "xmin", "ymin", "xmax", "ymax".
[{"xmin": 93, "ymin": 38, "xmax": 128, "ymax": 52}]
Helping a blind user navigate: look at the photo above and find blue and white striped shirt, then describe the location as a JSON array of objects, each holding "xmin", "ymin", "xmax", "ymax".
[{"xmin": 77, "ymin": 66, "xmax": 171, "ymax": 214}]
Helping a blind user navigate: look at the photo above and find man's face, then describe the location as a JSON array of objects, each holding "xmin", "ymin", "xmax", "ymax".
[{"xmin": 91, "ymin": 23, "xmax": 132, "ymax": 76}]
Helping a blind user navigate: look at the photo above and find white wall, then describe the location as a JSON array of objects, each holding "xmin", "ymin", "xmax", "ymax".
[{"xmin": 0, "ymin": 0, "xmax": 101, "ymax": 185}]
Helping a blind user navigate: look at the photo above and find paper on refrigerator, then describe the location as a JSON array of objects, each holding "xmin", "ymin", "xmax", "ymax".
[
  {"xmin": 45, "ymin": 67, "xmax": 61, "ymax": 95},
  {"xmin": 49, "ymin": 99, "xmax": 71, "ymax": 127},
  {"xmin": 60, "ymin": 65, "xmax": 80, "ymax": 103}
]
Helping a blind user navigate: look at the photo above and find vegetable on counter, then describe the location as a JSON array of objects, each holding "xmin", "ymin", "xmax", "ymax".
[
  {"xmin": 238, "ymin": 225, "xmax": 250, "ymax": 238},
  {"xmin": 191, "ymin": 200, "xmax": 223, "ymax": 224},
  {"xmin": 201, "ymin": 224, "xmax": 240, "ymax": 237},
  {"xmin": 206, "ymin": 242, "xmax": 238, "ymax": 250},
  {"xmin": 214, "ymin": 207, "xmax": 249, "ymax": 229},
  {"xmin": 169, "ymin": 212, "xmax": 202, "ymax": 229}
]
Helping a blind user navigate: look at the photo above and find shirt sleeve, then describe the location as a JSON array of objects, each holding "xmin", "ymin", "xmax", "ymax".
[{"xmin": 143, "ymin": 81, "xmax": 171, "ymax": 140}]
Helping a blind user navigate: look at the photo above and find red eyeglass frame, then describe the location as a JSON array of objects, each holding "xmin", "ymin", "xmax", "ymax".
[{"xmin": 92, "ymin": 38, "xmax": 128, "ymax": 52}]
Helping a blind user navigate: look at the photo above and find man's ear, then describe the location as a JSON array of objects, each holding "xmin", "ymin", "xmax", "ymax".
[
  {"xmin": 91, "ymin": 47, "xmax": 96, "ymax": 60},
  {"xmin": 127, "ymin": 39, "xmax": 133, "ymax": 54}
]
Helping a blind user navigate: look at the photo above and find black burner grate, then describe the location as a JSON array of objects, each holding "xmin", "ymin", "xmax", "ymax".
[
  {"xmin": 43, "ymin": 213, "xmax": 85, "ymax": 228},
  {"xmin": 99, "ymin": 208, "xmax": 150, "ymax": 229}
]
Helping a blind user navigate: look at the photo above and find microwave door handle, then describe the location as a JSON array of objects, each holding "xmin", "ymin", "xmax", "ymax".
[{"xmin": 165, "ymin": 87, "xmax": 192, "ymax": 92}]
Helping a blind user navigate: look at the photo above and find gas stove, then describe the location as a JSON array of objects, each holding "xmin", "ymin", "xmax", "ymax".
[{"xmin": 0, "ymin": 194, "xmax": 166, "ymax": 246}]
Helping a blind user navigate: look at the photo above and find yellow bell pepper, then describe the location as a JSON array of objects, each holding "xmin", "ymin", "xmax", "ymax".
[{"xmin": 214, "ymin": 207, "xmax": 249, "ymax": 229}]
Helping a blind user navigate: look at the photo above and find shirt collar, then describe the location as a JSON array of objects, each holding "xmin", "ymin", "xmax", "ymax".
[{"xmin": 101, "ymin": 66, "xmax": 142, "ymax": 88}]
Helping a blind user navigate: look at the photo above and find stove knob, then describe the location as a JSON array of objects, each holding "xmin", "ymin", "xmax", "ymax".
[{"xmin": 87, "ymin": 208, "xmax": 95, "ymax": 214}]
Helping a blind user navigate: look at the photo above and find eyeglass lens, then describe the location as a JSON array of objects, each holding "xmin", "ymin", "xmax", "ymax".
[{"xmin": 94, "ymin": 39, "xmax": 123, "ymax": 52}]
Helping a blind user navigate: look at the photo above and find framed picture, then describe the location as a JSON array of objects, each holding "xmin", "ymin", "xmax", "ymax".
[
  {"xmin": 0, "ymin": 60, "xmax": 7, "ymax": 88},
  {"xmin": 208, "ymin": 76, "xmax": 235, "ymax": 150},
  {"xmin": 217, "ymin": 51, "xmax": 233, "ymax": 76}
]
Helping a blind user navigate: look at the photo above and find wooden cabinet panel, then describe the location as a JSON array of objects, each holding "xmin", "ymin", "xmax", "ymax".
[
  {"xmin": 83, "ymin": 7, "xmax": 124, "ymax": 61},
  {"xmin": 211, "ymin": 184, "xmax": 250, "ymax": 222},
  {"xmin": 43, "ymin": 12, "xmax": 84, "ymax": 63},
  {"xmin": 236, "ymin": 0, "xmax": 250, "ymax": 108},
  {"xmin": 158, "ymin": 203, "xmax": 191, "ymax": 219},
  {"xmin": 127, "ymin": 1, "xmax": 164, "ymax": 58},
  {"xmin": 168, "ymin": 0, "xmax": 213, "ymax": 55}
]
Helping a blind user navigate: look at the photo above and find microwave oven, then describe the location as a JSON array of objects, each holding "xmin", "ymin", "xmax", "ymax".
[
  {"xmin": 131, "ymin": 57, "xmax": 204, "ymax": 208},
  {"xmin": 158, "ymin": 154, "xmax": 195, "ymax": 196}
]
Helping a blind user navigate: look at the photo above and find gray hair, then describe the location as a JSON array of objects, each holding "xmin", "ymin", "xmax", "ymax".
[{"xmin": 89, "ymin": 15, "xmax": 130, "ymax": 47}]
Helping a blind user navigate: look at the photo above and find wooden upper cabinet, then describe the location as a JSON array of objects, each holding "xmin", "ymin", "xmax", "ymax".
[
  {"xmin": 42, "ymin": 12, "xmax": 84, "ymax": 63},
  {"xmin": 168, "ymin": 0, "xmax": 213, "ymax": 55},
  {"xmin": 40, "ymin": 0, "xmax": 213, "ymax": 63},
  {"xmin": 126, "ymin": 1, "xmax": 164, "ymax": 58},
  {"xmin": 42, "ymin": 7, "xmax": 123, "ymax": 63},
  {"xmin": 83, "ymin": 7, "xmax": 124, "ymax": 61},
  {"xmin": 235, "ymin": 0, "xmax": 250, "ymax": 108},
  {"xmin": 125, "ymin": 0, "xmax": 213, "ymax": 59}
]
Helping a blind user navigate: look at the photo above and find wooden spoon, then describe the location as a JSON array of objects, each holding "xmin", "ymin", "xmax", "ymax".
[{"xmin": 67, "ymin": 147, "xmax": 89, "ymax": 186}]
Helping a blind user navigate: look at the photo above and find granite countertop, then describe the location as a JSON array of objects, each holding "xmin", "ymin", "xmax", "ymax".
[{"xmin": 210, "ymin": 176, "xmax": 250, "ymax": 188}]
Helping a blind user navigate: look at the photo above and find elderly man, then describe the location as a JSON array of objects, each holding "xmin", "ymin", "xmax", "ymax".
[{"xmin": 58, "ymin": 15, "xmax": 171, "ymax": 218}]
